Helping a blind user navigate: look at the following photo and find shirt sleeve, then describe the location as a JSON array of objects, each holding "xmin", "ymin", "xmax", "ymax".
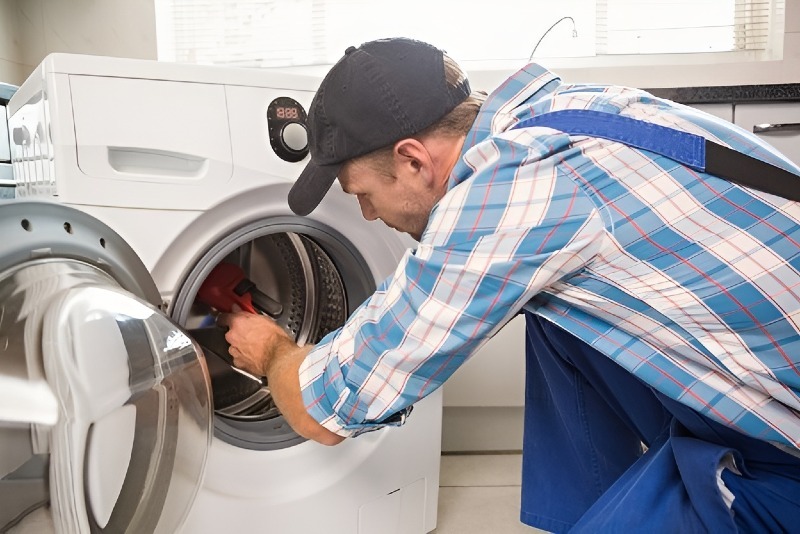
[{"xmin": 298, "ymin": 131, "xmax": 607, "ymax": 437}]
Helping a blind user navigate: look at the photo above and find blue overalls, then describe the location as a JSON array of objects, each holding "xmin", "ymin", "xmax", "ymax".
[{"xmin": 512, "ymin": 112, "xmax": 800, "ymax": 533}]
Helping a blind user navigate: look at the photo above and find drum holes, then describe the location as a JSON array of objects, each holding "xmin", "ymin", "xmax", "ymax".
[
  {"xmin": 20, "ymin": 219, "xmax": 31, "ymax": 231},
  {"xmin": 63, "ymin": 222, "xmax": 73, "ymax": 234}
]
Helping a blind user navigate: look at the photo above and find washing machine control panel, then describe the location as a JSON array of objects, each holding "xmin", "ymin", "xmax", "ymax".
[{"xmin": 267, "ymin": 97, "xmax": 309, "ymax": 163}]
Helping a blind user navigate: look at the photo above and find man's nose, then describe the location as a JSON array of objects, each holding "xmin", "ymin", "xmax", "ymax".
[{"xmin": 358, "ymin": 197, "xmax": 378, "ymax": 221}]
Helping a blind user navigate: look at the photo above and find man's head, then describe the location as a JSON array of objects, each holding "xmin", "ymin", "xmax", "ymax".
[{"xmin": 288, "ymin": 37, "xmax": 481, "ymax": 239}]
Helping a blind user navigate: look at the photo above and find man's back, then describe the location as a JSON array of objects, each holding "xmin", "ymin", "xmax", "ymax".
[{"xmin": 442, "ymin": 63, "xmax": 800, "ymax": 450}]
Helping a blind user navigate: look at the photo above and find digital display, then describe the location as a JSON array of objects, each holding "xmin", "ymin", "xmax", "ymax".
[
  {"xmin": 275, "ymin": 106, "xmax": 300, "ymax": 120},
  {"xmin": 268, "ymin": 97, "xmax": 308, "ymax": 163}
]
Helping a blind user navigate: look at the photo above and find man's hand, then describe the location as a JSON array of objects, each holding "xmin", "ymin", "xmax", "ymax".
[
  {"xmin": 216, "ymin": 307, "xmax": 295, "ymax": 377},
  {"xmin": 216, "ymin": 308, "xmax": 345, "ymax": 446}
]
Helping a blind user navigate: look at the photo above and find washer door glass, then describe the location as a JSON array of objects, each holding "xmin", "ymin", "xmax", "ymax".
[{"xmin": 0, "ymin": 259, "xmax": 212, "ymax": 533}]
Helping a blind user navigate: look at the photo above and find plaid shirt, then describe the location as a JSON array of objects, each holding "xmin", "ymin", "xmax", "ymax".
[{"xmin": 299, "ymin": 63, "xmax": 800, "ymax": 449}]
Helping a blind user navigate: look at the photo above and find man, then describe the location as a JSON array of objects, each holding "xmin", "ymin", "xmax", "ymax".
[{"xmin": 218, "ymin": 37, "xmax": 800, "ymax": 531}]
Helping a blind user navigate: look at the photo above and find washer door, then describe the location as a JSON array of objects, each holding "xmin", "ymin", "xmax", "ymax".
[{"xmin": 0, "ymin": 202, "xmax": 213, "ymax": 533}]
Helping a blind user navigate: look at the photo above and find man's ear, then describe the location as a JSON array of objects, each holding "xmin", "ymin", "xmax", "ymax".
[{"xmin": 393, "ymin": 138, "xmax": 434, "ymax": 184}]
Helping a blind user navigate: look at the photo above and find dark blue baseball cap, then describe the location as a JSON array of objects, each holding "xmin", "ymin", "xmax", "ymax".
[{"xmin": 288, "ymin": 37, "xmax": 471, "ymax": 216}]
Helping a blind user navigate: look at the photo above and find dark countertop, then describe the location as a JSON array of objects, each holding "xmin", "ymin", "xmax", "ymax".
[{"xmin": 645, "ymin": 83, "xmax": 800, "ymax": 104}]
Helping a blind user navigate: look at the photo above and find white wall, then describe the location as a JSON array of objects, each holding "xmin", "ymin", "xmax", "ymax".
[
  {"xmin": 0, "ymin": 0, "xmax": 28, "ymax": 85},
  {"xmin": 0, "ymin": 0, "xmax": 157, "ymax": 87}
]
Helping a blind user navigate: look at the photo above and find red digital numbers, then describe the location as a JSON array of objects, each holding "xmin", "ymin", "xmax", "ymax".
[{"xmin": 276, "ymin": 107, "xmax": 299, "ymax": 120}]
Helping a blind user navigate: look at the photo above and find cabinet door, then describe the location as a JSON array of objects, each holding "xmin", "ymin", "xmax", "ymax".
[
  {"xmin": 692, "ymin": 103, "xmax": 734, "ymax": 123},
  {"xmin": 734, "ymin": 102, "xmax": 800, "ymax": 166},
  {"xmin": 442, "ymin": 314, "xmax": 526, "ymax": 408}
]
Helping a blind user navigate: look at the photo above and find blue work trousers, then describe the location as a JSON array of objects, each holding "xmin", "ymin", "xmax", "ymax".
[{"xmin": 521, "ymin": 311, "xmax": 800, "ymax": 533}]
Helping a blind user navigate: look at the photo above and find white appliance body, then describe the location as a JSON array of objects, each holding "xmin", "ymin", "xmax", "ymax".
[{"xmin": 7, "ymin": 53, "xmax": 442, "ymax": 533}]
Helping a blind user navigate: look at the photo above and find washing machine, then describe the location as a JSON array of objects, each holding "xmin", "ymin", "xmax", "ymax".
[{"xmin": 2, "ymin": 53, "xmax": 442, "ymax": 533}]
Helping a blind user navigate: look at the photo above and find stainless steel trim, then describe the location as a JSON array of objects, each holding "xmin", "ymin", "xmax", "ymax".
[{"xmin": 753, "ymin": 123, "xmax": 800, "ymax": 134}]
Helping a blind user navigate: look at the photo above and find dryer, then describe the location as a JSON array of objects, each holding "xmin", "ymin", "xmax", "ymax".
[{"xmin": 3, "ymin": 53, "xmax": 442, "ymax": 533}]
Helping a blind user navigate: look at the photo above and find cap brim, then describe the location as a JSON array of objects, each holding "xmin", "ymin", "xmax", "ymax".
[{"xmin": 288, "ymin": 160, "xmax": 342, "ymax": 216}]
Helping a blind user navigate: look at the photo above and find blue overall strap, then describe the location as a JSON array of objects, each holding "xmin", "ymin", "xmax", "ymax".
[{"xmin": 512, "ymin": 109, "xmax": 800, "ymax": 202}]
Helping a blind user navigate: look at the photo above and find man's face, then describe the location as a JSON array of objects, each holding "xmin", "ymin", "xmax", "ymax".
[{"xmin": 338, "ymin": 157, "xmax": 439, "ymax": 242}]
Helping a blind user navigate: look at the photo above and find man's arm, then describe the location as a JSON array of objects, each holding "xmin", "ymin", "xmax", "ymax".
[
  {"xmin": 217, "ymin": 309, "xmax": 345, "ymax": 446},
  {"xmin": 264, "ymin": 343, "xmax": 345, "ymax": 446}
]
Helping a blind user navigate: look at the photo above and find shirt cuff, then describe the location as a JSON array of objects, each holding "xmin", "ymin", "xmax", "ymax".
[{"xmin": 298, "ymin": 343, "xmax": 412, "ymax": 438}]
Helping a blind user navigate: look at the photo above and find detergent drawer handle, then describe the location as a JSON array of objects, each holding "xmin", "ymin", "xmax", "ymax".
[
  {"xmin": 753, "ymin": 122, "xmax": 800, "ymax": 134},
  {"xmin": 107, "ymin": 146, "xmax": 207, "ymax": 178}
]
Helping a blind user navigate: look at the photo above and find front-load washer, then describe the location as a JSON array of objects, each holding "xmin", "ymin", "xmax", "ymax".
[{"xmin": 6, "ymin": 53, "xmax": 442, "ymax": 533}]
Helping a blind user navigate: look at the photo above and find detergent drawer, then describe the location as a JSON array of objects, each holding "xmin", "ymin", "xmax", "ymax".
[{"xmin": 63, "ymin": 74, "xmax": 234, "ymax": 209}]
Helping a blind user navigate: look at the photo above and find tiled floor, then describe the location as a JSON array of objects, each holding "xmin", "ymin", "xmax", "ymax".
[{"xmin": 433, "ymin": 453, "xmax": 547, "ymax": 534}]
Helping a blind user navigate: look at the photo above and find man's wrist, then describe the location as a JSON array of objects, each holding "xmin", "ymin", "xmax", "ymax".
[
  {"xmin": 261, "ymin": 343, "xmax": 344, "ymax": 445},
  {"xmin": 263, "ymin": 339, "xmax": 308, "ymax": 379}
]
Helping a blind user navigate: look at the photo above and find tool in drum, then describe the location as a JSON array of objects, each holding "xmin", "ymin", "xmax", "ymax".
[{"xmin": 197, "ymin": 262, "xmax": 283, "ymax": 317}]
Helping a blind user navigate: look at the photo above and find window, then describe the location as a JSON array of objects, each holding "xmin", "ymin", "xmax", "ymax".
[
  {"xmin": 596, "ymin": 0, "xmax": 785, "ymax": 55},
  {"xmin": 155, "ymin": 0, "xmax": 786, "ymax": 67}
]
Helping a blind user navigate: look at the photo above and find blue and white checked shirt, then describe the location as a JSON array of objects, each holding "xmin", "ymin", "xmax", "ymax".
[{"xmin": 299, "ymin": 63, "xmax": 800, "ymax": 450}]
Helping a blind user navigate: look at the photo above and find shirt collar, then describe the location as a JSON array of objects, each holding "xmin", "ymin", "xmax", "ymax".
[{"xmin": 450, "ymin": 63, "xmax": 562, "ymax": 189}]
